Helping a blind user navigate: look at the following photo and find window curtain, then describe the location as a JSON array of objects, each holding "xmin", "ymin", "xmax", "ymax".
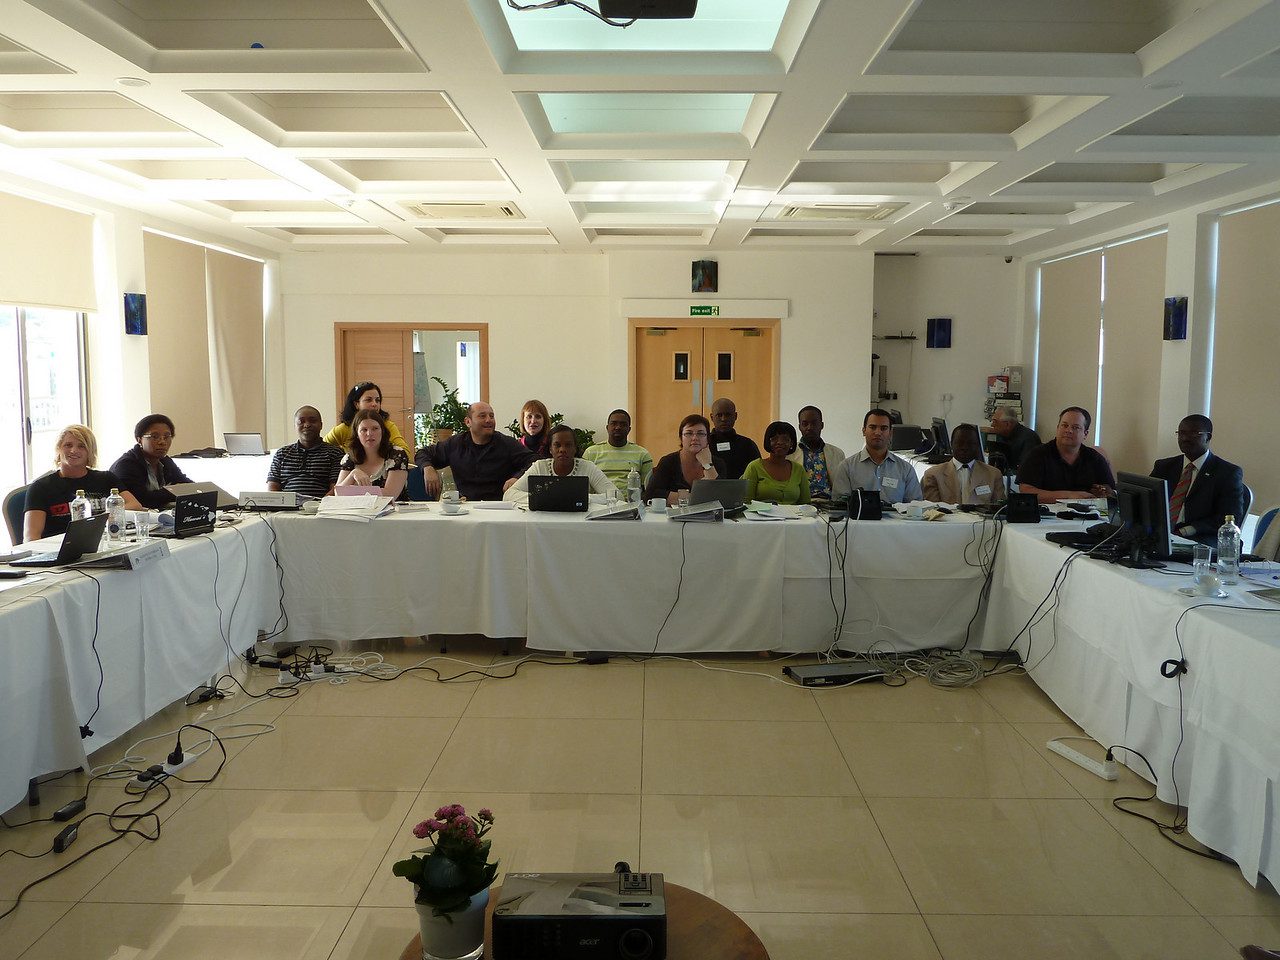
[
  {"xmin": 1213, "ymin": 202, "xmax": 1280, "ymax": 510},
  {"xmin": 1035, "ymin": 252, "xmax": 1102, "ymax": 438},
  {"xmin": 205, "ymin": 250, "xmax": 265, "ymax": 441},
  {"xmin": 0, "ymin": 192, "xmax": 96, "ymax": 311}
]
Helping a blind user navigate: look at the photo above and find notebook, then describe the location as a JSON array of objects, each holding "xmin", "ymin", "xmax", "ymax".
[
  {"xmin": 11, "ymin": 514, "xmax": 109, "ymax": 567},
  {"xmin": 528, "ymin": 475, "xmax": 590, "ymax": 512},
  {"xmin": 151, "ymin": 491, "xmax": 217, "ymax": 539},
  {"xmin": 164, "ymin": 482, "xmax": 238, "ymax": 510},
  {"xmin": 224, "ymin": 432, "xmax": 266, "ymax": 456}
]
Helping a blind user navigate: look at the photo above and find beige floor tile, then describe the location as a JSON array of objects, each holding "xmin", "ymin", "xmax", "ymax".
[
  {"xmin": 814, "ymin": 675, "xmax": 1005, "ymax": 723},
  {"xmin": 640, "ymin": 795, "xmax": 916, "ymax": 914},
  {"xmin": 1207, "ymin": 915, "xmax": 1280, "ymax": 953},
  {"xmin": 643, "ymin": 660, "xmax": 823, "ymax": 721},
  {"xmin": 0, "ymin": 902, "xmax": 73, "ymax": 960},
  {"xmin": 2, "ymin": 779, "xmax": 198, "ymax": 906},
  {"xmin": 211, "ymin": 715, "xmax": 447, "ymax": 791},
  {"xmin": 286, "ymin": 670, "xmax": 479, "ymax": 718},
  {"xmin": 327, "ymin": 906, "xmax": 420, "ymax": 960},
  {"xmin": 925, "ymin": 914, "xmax": 1239, "ymax": 960},
  {"xmin": 975, "ymin": 672, "xmax": 1072, "ymax": 722},
  {"xmin": 425, "ymin": 718, "xmax": 642, "ymax": 794},
  {"xmin": 80, "ymin": 788, "xmax": 415, "ymax": 905},
  {"xmin": 740, "ymin": 913, "xmax": 942, "ymax": 960},
  {"xmin": 465, "ymin": 661, "xmax": 644, "ymax": 719},
  {"xmin": 19, "ymin": 903, "xmax": 351, "ymax": 960},
  {"xmin": 869, "ymin": 797, "xmax": 1196, "ymax": 916},
  {"xmin": 830, "ymin": 721, "xmax": 1076, "ymax": 798},
  {"xmin": 1010, "ymin": 722, "xmax": 1151, "ymax": 799},
  {"xmin": 643, "ymin": 720, "xmax": 858, "ymax": 796},
  {"xmin": 362, "ymin": 793, "xmax": 641, "ymax": 906},
  {"xmin": 1086, "ymin": 797, "xmax": 1280, "ymax": 917}
]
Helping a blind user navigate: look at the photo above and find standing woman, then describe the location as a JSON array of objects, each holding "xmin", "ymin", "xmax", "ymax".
[
  {"xmin": 24, "ymin": 425, "xmax": 143, "ymax": 542},
  {"xmin": 324, "ymin": 380, "xmax": 412, "ymax": 455},
  {"xmin": 517, "ymin": 399, "xmax": 551, "ymax": 457},
  {"xmin": 337, "ymin": 409, "xmax": 409, "ymax": 500},
  {"xmin": 743, "ymin": 421, "xmax": 811, "ymax": 505},
  {"xmin": 644, "ymin": 414, "xmax": 728, "ymax": 507}
]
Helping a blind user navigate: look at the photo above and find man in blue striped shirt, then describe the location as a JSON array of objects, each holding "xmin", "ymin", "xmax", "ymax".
[{"xmin": 267, "ymin": 406, "xmax": 344, "ymax": 498}]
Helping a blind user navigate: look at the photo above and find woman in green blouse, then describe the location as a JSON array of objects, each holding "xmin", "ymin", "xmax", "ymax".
[{"xmin": 743, "ymin": 421, "xmax": 811, "ymax": 505}]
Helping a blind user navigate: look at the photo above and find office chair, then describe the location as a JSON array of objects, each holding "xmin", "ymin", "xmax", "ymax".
[{"xmin": 3, "ymin": 484, "xmax": 28, "ymax": 545}]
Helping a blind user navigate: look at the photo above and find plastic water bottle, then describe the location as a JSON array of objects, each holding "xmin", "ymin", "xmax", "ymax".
[
  {"xmin": 1217, "ymin": 515, "xmax": 1241, "ymax": 585},
  {"xmin": 626, "ymin": 468, "xmax": 642, "ymax": 507},
  {"xmin": 70, "ymin": 489, "xmax": 91, "ymax": 521},
  {"xmin": 105, "ymin": 488, "xmax": 126, "ymax": 542}
]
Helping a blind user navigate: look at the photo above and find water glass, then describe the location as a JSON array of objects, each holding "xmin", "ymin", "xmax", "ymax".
[
  {"xmin": 676, "ymin": 492, "xmax": 690, "ymax": 508},
  {"xmin": 1192, "ymin": 544, "xmax": 1214, "ymax": 586}
]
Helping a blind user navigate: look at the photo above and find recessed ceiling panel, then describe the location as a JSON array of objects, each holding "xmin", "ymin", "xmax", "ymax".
[
  {"xmin": 209, "ymin": 199, "xmax": 344, "ymax": 213},
  {"xmin": 1023, "ymin": 162, "xmax": 1186, "ymax": 183},
  {"xmin": 915, "ymin": 228, "xmax": 1015, "ymax": 237},
  {"xmin": 1116, "ymin": 97, "xmax": 1280, "ymax": 136},
  {"xmin": 0, "ymin": 33, "xmax": 72, "ymax": 74},
  {"xmin": 497, "ymin": 0, "xmax": 785, "ymax": 52},
  {"xmin": 962, "ymin": 202, "xmax": 1078, "ymax": 215},
  {"xmin": 787, "ymin": 161, "xmax": 953, "ymax": 185},
  {"xmin": 0, "ymin": 92, "xmax": 189, "ymax": 133},
  {"xmin": 224, "ymin": 91, "xmax": 467, "ymax": 135},
  {"xmin": 828, "ymin": 95, "xmax": 1032, "ymax": 135},
  {"xmin": 326, "ymin": 159, "xmax": 508, "ymax": 183},
  {"xmin": 537, "ymin": 93, "xmax": 753, "ymax": 135},
  {"xmin": 100, "ymin": 158, "xmax": 282, "ymax": 180}
]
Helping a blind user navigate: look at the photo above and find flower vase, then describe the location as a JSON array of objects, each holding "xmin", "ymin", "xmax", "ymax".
[{"xmin": 414, "ymin": 887, "xmax": 488, "ymax": 960}]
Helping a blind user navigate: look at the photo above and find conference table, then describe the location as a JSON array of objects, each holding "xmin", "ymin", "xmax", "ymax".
[
  {"xmin": 263, "ymin": 504, "xmax": 1001, "ymax": 655},
  {"xmin": 985, "ymin": 523, "xmax": 1280, "ymax": 887},
  {"xmin": 0, "ymin": 518, "xmax": 278, "ymax": 813}
]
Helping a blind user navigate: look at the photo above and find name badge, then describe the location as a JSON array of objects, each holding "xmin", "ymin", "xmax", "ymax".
[
  {"xmin": 975, "ymin": 484, "xmax": 992, "ymax": 496},
  {"xmin": 881, "ymin": 476, "xmax": 899, "ymax": 490},
  {"xmin": 715, "ymin": 442, "xmax": 730, "ymax": 452}
]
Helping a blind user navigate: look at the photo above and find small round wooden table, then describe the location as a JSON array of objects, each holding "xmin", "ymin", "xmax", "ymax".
[{"xmin": 400, "ymin": 882, "xmax": 769, "ymax": 960}]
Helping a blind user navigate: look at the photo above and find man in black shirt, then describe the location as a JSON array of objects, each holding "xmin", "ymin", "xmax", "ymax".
[
  {"xmin": 416, "ymin": 401, "xmax": 535, "ymax": 501},
  {"xmin": 1016, "ymin": 406, "xmax": 1115, "ymax": 504},
  {"xmin": 708, "ymin": 398, "xmax": 761, "ymax": 480},
  {"xmin": 267, "ymin": 405, "xmax": 344, "ymax": 498}
]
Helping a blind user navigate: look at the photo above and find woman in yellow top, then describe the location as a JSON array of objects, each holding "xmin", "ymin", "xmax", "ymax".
[
  {"xmin": 743, "ymin": 421, "xmax": 811, "ymax": 505},
  {"xmin": 323, "ymin": 380, "xmax": 412, "ymax": 455}
]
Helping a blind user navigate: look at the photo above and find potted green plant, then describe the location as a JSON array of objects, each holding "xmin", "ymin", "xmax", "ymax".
[
  {"xmin": 393, "ymin": 804, "xmax": 498, "ymax": 959},
  {"xmin": 418, "ymin": 377, "xmax": 470, "ymax": 447}
]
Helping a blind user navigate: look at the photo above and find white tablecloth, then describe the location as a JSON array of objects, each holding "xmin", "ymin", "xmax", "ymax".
[
  {"xmin": 985, "ymin": 523, "xmax": 1280, "ymax": 887},
  {"xmin": 0, "ymin": 519, "xmax": 279, "ymax": 812}
]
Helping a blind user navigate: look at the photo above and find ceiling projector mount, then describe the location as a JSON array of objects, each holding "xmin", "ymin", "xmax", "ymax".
[{"xmin": 505, "ymin": 0, "xmax": 697, "ymax": 29}]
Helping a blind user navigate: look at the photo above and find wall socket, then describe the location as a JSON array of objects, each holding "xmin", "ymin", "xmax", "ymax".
[{"xmin": 939, "ymin": 392, "xmax": 953, "ymax": 402}]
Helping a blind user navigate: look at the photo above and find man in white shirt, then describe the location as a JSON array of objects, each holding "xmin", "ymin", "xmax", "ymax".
[
  {"xmin": 833, "ymin": 409, "xmax": 923, "ymax": 504},
  {"xmin": 922, "ymin": 423, "xmax": 1004, "ymax": 504},
  {"xmin": 1149, "ymin": 414, "xmax": 1244, "ymax": 545}
]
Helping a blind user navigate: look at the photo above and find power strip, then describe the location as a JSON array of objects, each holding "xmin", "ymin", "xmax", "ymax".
[
  {"xmin": 1046, "ymin": 739, "xmax": 1118, "ymax": 781},
  {"xmin": 125, "ymin": 751, "xmax": 200, "ymax": 792},
  {"xmin": 277, "ymin": 665, "xmax": 355, "ymax": 684}
]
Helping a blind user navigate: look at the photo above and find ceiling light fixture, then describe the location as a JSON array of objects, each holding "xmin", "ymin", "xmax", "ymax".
[
  {"xmin": 505, "ymin": 0, "xmax": 696, "ymax": 28},
  {"xmin": 115, "ymin": 77, "xmax": 150, "ymax": 88}
]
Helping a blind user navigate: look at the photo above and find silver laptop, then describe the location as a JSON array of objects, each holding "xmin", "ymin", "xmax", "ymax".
[
  {"xmin": 689, "ymin": 478, "xmax": 748, "ymax": 510},
  {"xmin": 224, "ymin": 432, "xmax": 265, "ymax": 456},
  {"xmin": 164, "ymin": 481, "xmax": 238, "ymax": 510}
]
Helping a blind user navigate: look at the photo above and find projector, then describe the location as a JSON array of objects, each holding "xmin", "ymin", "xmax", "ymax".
[
  {"xmin": 600, "ymin": 1, "xmax": 697, "ymax": 19},
  {"xmin": 491, "ymin": 872, "xmax": 666, "ymax": 960}
]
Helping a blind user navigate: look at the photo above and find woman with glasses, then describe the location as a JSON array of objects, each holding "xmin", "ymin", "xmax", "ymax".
[
  {"xmin": 23, "ymin": 424, "xmax": 144, "ymax": 541},
  {"xmin": 644, "ymin": 414, "xmax": 727, "ymax": 507},
  {"xmin": 323, "ymin": 380, "xmax": 412, "ymax": 455},
  {"xmin": 109, "ymin": 414, "xmax": 194, "ymax": 508},
  {"xmin": 337, "ymin": 409, "xmax": 409, "ymax": 500}
]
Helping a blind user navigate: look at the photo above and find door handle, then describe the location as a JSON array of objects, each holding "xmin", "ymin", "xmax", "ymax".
[{"xmin": 692, "ymin": 379, "xmax": 700, "ymax": 408}]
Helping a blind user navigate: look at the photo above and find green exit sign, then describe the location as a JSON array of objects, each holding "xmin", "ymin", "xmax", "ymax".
[{"xmin": 690, "ymin": 305, "xmax": 720, "ymax": 317}]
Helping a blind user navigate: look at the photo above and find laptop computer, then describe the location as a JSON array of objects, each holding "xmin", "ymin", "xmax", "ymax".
[
  {"xmin": 689, "ymin": 478, "xmax": 748, "ymax": 511},
  {"xmin": 152, "ymin": 491, "xmax": 217, "ymax": 539},
  {"xmin": 164, "ymin": 481, "xmax": 238, "ymax": 511},
  {"xmin": 11, "ymin": 514, "xmax": 109, "ymax": 567},
  {"xmin": 528, "ymin": 475, "xmax": 590, "ymax": 512},
  {"xmin": 224, "ymin": 432, "xmax": 265, "ymax": 456}
]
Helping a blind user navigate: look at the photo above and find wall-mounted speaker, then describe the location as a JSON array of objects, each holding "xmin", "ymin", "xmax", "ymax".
[
  {"xmin": 1163, "ymin": 296, "xmax": 1188, "ymax": 341},
  {"xmin": 926, "ymin": 316, "xmax": 952, "ymax": 348}
]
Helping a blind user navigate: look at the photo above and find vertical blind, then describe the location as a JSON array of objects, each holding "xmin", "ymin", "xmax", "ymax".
[
  {"xmin": 1098, "ymin": 233, "xmax": 1167, "ymax": 475},
  {"xmin": 1035, "ymin": 252, "xmax": 1102, "ymax": 439},
  {"xmin": 0, "ymin": 192, "xmax": 96, "ymax": 312},
  {"xmin": 142, "ymin": 233, "xmax": 264, "ymax": 450},
  {"xmin": 1213, "ymin": 202, "xmax": 1280, "ymax": 510}
]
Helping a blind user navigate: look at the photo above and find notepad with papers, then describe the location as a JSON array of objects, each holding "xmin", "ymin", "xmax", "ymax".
[{"xmin": 316, "ymin": 494, "xmax": 395, "ymax": 521}]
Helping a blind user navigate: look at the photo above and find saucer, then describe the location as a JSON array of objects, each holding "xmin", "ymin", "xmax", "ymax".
[
  {"xmin": 1177, "ymin": 585, "xmax": 1228, "ymax": 599},
  {"xmin": 438, "ymin": 507, "xmax": 470, "ymax": 516}
]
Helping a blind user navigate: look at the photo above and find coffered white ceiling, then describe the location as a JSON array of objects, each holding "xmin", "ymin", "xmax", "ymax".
[{"xmin": 3, "ymin": 0, "xmax": 1280, "ymax": 255}]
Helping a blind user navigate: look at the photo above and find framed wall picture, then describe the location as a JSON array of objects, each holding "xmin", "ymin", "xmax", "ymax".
[
  {"xmin": 926, "ymin": 316, "xmax": 952, "ymax": 348},
  {"xmin": 692, "ymin": 259, "xmax": 718, "ymax": 294},
  {"xmin": 124, "ymin": 292, "xmax": 147, "ymax": 336}
]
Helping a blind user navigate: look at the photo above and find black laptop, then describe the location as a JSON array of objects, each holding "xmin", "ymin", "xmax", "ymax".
[
  {"xmin": 153, "ymin": 491, "xmax": 218, "ymax": 538},
  {"xmin": 528, "ymin": 475, "xmax": 590, "ymax": 512},
  {"xmin": 11, "ymin": 514, "xmax": 109, "ymax": 567},
  {"xmin": 690, "ymin": 478, "xmax": 749, "ymax": 511}
]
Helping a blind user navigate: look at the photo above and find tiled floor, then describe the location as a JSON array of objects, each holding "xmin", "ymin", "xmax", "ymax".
[{"xmin": 2, "ymin": 640, "xmax": 1276, "ymax": 960}]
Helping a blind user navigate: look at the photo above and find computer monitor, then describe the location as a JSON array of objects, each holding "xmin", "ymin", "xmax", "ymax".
[
  {"xmin": 930, "ymin": 417, "xmax": 951, "ymax": 458},
  {"xmin": 889, "ymin": 408, "xmax": 904, "ymax": 425},
  {"xmin": 1115, "ymin": 471, "xmax": 1172, "ymax": 568}
]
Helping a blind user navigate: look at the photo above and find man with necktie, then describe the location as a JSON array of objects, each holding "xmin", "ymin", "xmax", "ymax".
[
  {"xmin": 1150, "ymin": 414, "xmax": 1244, "ymax": 546},
  {"xmin": 922, "ymin": 423, "xmax": 1004, "ymax": 505}
]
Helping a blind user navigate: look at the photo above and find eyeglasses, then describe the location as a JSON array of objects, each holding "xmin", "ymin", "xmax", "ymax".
[
  {"xmin": 1175, "ymin": 430, "xmax": 1208, "ymax": 439},
  {"xmin": 681, "ymin": 430, "xmax": 708, "ymax": 439},
  {"xmin": 141, "ymin": 433, "xmax": 173, "ymax": 442}
]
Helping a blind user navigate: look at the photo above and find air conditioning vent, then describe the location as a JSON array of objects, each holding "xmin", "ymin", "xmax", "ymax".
[
  {"xmin": 406, "ymin": 202, "xmax": 524, "ymax": 220},
  {"xmin": 779, "ymin": 203, "xmax": 904, "ymax": 221}
]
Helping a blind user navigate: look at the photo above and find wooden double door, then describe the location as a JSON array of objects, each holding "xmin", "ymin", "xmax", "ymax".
[{"xmin": 633, "ymin": 322, "xmax": 777, "ymax": 459}]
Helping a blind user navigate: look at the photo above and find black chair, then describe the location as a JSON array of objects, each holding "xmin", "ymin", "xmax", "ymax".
[{"xmin": 3, "ymin": 484, "xmax": 27, "ymax": 546}]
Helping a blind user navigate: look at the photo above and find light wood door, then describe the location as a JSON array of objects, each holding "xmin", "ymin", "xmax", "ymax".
[
  {"xmin": 633, "ymin": 323, "xmax": 776, "ymax": 458},
  {"xmin": 338, "ymin": 327, "xmax": 415, "ymax": 453}
]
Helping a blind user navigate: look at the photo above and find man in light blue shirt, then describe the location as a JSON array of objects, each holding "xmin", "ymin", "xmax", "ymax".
[{"xmin": 833, "ymin": 408, "xmax": 923, "ymax": 504}]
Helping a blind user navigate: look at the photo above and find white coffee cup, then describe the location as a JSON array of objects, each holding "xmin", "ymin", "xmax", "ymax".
[
  {"xmin": 441, "ymin": 499, "xmax": 461, "ymax": 515},
  {"xmin": 443, "ymin": 489, "xmax": 460, "ymax": 504},
  {"xmin": 1195, "ymin": 571, "xmax": 1222, "ymax": 596},
  {"xmin": 647, "ymin": 498, "xmax": 667, "ymax": 513}
]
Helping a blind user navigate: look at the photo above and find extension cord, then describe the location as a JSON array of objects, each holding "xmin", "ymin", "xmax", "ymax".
[
  {"xmin": 125, "ymin": 751, "xmax": 199, "ymax": 793},
  {"xmin": 277, "ymin": 665, "xmax": 355, "ymax": 684},
  {"xmin": 1046, "ymin": 739, "xmax": 1118, "ymax": 781}
]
